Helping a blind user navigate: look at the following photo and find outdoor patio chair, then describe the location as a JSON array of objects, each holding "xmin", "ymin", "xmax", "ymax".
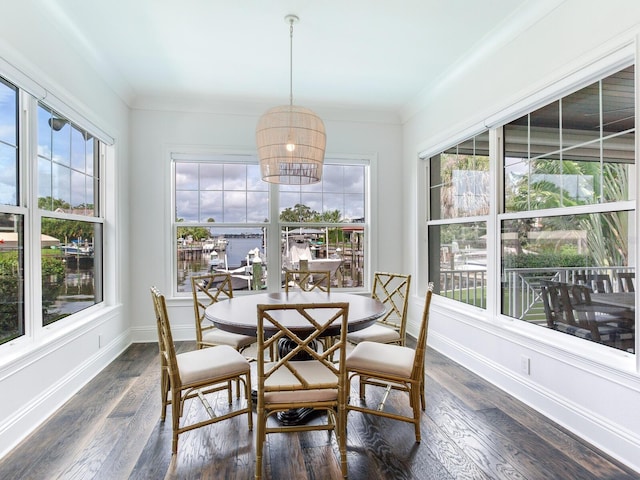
[{"xmin": 617, "ymin": 272, "xmax": 635, "ymax": 292}]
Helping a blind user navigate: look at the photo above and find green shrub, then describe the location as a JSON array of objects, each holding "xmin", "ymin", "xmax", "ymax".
[{"xmin": 503, "ymin": 252, "xmax": 591, "ymax": 269}]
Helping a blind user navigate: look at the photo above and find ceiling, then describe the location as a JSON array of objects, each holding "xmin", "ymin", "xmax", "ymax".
[{"xmin": 43, "ymin": 0, "xmax": 564, "ymax": 114}]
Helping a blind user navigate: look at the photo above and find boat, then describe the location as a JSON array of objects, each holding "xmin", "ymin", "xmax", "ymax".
[
  {"xmin": 282, "ymin": 236, "xmax": 342, "ymax": 276},
  {"xmin": 203, "ymin": 237, "xmax": 229, "ymax": 252},
  {"xmin": 208, "ymin": 250, "xmax": 226, "ymax": 269},
  {"xmin": 61, "ymin": 244, "xmax": 94, "ymax": 256}
]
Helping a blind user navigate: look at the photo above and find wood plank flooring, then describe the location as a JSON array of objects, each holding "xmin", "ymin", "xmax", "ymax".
[{"xmin": 0, "ymin": 342, "xmax": 637, "ymax": 480}]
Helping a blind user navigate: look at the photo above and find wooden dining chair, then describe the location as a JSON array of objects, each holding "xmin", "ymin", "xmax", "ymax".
[
  {"xmin": 285, "ymin": 269, "xmax": 333, "ymax": 357},
  {"xmin": 345, "ymin": 283, "xmax": 432, "ymax": 443},
  {"xmin": 255, "ymin": 301, "xmax": 349, "ymax": 480},
  {"xmin": 191, "ymin": 273, "xmax": 256, "ymax": 354},
  {"xmin": 347, "ymin": 272, "xmax": 411, "ymax": 346},
  {"xmin": 150, "ymin": 286, "xmax": 253, "ymax": 454},
  {"xmin": 284, "ymin": 269, "xmax": 331, "ymax": 293}
]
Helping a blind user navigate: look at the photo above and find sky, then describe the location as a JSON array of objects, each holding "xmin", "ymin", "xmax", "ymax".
[{"xmin": 175, "ymin": 160, "xmax": 366, "ymax": 224}]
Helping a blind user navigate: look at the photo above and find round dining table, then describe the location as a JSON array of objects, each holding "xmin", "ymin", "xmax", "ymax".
[
  {"xmin": 204, "ymin": 291, "xmax": 387, "ymax": 425},
  {"xmin": 204, "ymin": 291, "xmax": 387, "ymax": 337}
]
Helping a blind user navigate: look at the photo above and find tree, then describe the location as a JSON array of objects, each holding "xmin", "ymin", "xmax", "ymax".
[
  {"xmin": 506, "ymin": 157, "xmax": 629, "ymax": 266},
  {"xmin": 280, "ymin": 204, "xmax": 315, "ymax": 222},
  {"xmin": 175, "ymin": 219, "xmax": 210, "ymax": 241}
]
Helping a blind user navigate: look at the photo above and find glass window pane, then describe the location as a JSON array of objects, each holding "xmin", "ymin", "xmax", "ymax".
[
  {"xmin": 279, "ymin": 192, "xmax": 300, "ymax": 216},
  {"xmin": 37, "ymin": 104, "xmax": 53, "ymax": 160},
  {"xmin": 344, "ymin": 194, "xmax": 364, "ymax": 220},
  {"xmin": 0, "ymin": 79, "xmax": 18, "ymax": 207},
  {"xmin": 563, "ymin": 82, "xmax": 600, "ymax": 147},
  {"xmin": 430, "ymin": 133, "xmax": 489, "ymax": 220},
  {"xmin": 224, "ymin": 164, "xmax": 246, "ymax": 191},
  {"xmin": 86, "ymin": 137, "xmax": 94, "ymax": 176},
  {"xmin": 300, "ymin": 192, "xmax": 323, "ymax": 215},
  {"xmin": 602, "ymin": 65, "xmax": 635, "ymax": 135},
  {"xmin": 530, "ymin": 101, "xmax": 560, "ymax": 157},
  {"xmin": 199, "ymin": 163, "xmax": 223, "ymax": 190},
  {"xmin": 176, "ymin": 190, "xmax": 198, "ymax": 221},
  {"xmin": 344, "ymin": 165, "xmax": 365, "ymax": 194},
  {"xmin": 428, "ymin": 221, "xmax": 487, "ymax": 308},
  {"xmin": 247, "ymin": 164, "xmax": 267, "ymax": 191},
  {"xmin": 0, "ymin": 213, "xmax": 24, "ymax": 345},
  {"xmin": 38, "ymin": 158, "xmax": 53, "ymax": 210},
  {"xmin": 176, "ymin": 227, "xmax": 266, "ymax": 293},
  {"xmin": 603, "ymin": 133, "xmax": 634, "ymax": 202},
  {"xmin": 71, "ymin": 126, "xmax": 86, "ymax": 171},
  {"xmin": 86, "ymin": 178, "xmax": 96, "ymax": 217},
  {"xmin": 505, "ymin": 65, "xmax": 635, "ymax": 212},
  {"xmin": 0, "ymin": 143, "xmax": 17, "ymax": 206},
  {"xmin": 41, "ymin": 218, "xmax": 102, "ymax": 326},
  {"xmin": 223, "ymin": 191, "xmax": 247, "ymax": 222},
  {"xmin": 71, "ymin": 169, "xmax": 86, "ymax": 210},
  {"xmin": 0, "ymin": 78, "xmax": 17, "ymax": 146},
  {"xmin": 501, "ymin": 212, "xmax": 634, "ymax": 352},
  {"xmin": 282, "ymin": 225, "xmax": 365, "ymax": 288},
  {"xmin": 247, "ymin": 192, "xmax": 268, "ymax": 222},
  {"xmin": 52, "ymin": 118, "xmax": 71, "ymax": 166},
  {"xmin": 52, "ymin": 163, "xmax": 71, "ymax": 210},
  {"xmin": 200, "ymin": 191, "xmax": 223, "ymax": 222},
  {"xmin": 322, "ymin": 165, "xmax": 344, "ymax": 192},
  {"xmin": 176, "ymin": 162, "xmax": 198, "ymax": 190}
]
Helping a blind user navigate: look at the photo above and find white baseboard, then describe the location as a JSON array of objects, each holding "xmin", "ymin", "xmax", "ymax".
[
  {"xmin": 130, "ymin": 324, "xmax": 194, "ymax": 344},
  {"xmin": 428, "ymin": 331, "xmax": 640, "ymax": 474},
  {"xmin": 0, "ymin": 331, "xmax": 130, "ymax": 460}
]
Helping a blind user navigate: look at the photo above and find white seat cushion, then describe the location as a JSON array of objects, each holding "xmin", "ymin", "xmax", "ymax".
[
  {"xmin": 347, "ymin": 323, "xmax": 400, "ymax": 344},
  {"xmin": 202, "ymin": 328, "xmax": 256, "ymax": 349},
  {"xmin": 177, "ymin": 345, "xmax": 250, "ymax": 386},
  {"xmin": 346, "ymin": 341, "xmax": 414, "ymax": 378},
  {"xmin": 263, "ymin": 361, "xmax": 338, "ymax": 403}
]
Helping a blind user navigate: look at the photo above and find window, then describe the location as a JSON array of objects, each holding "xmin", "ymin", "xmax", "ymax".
[
  {"xmin": 427, "ymin": 132, "xmax": 490, "ymax": 308},
  {"xmin": 173, "ymin": 153, "xmax": 368, "ymax": 293},
  {"xmin": 37, "ymin": 105, "xmax": 104, "ymax": 326},
  {"xmin": 0, "ymin": 74, "xmax": 105, "ymax": 347},
  {"xmin": 501, "ymin": 65, "xmax": 635, "ymax": 352},
  {"xmin": 426, "ymin": 64, "xmax": 636, "ymax": 353},
  {"xmin": 0, "ymin": 77, "xmax": 23, "ymax": 345}
]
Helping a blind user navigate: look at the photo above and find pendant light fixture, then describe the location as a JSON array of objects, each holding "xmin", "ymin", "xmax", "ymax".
[{"xmin": 256, "ymin": 14, "xmax": 326, "ymax": 184}]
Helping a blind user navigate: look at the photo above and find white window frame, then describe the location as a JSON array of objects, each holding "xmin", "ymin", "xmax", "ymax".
[{"xmin": 169, "ymin": 148, "xmax": 374, "ymax": 296}]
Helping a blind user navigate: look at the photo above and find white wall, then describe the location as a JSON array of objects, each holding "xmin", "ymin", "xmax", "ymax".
[
  {"xmin": 128, "ymin": 106, "xmax": 403, "ymax": 342},
  {"xmin": 0, "ymin": 3, "xmax": 130, "ymax": 458},
  {"xmin": 403, "ymin": 0, "xmax": 640, "ymax": 472}
]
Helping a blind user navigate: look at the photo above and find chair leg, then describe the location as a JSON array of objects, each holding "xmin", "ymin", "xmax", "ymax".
[
  {"xmin": 160, "ymin": 368, "xmax": 169, "ymax": 421},
  {"xmin": 171, "ymin": 390, "xmax": 181, "ymax": 454},
  {"xmin": 245, "ymin": 372, "xmax": 253, "ymax": 431},
  {"xmin": 255, "ymin": 406, "xmax": 265, "ymax": 480},
  {"xmin": 410, "ymin": 384, "xmax": 421, "ymax": 443},
  {"xmin": 338, "ymin": 394, "xmax": 348, "ymax": 477}
]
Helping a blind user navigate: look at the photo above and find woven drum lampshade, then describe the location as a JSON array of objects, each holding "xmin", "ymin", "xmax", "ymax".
[{"xmin": 256, "ymin": 104, "xmax": 326, "ymax": 184}]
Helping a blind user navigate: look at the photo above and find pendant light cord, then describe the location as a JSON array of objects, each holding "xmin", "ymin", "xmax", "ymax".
[{"xmin": 289, "ymin": 18, "xmax": 294, "ymax": 107}]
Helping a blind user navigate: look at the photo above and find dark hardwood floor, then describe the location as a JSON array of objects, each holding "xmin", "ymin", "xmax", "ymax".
[{"xmin": 0, "ymin": 342, "xmax": 637, "ymax": 480}]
